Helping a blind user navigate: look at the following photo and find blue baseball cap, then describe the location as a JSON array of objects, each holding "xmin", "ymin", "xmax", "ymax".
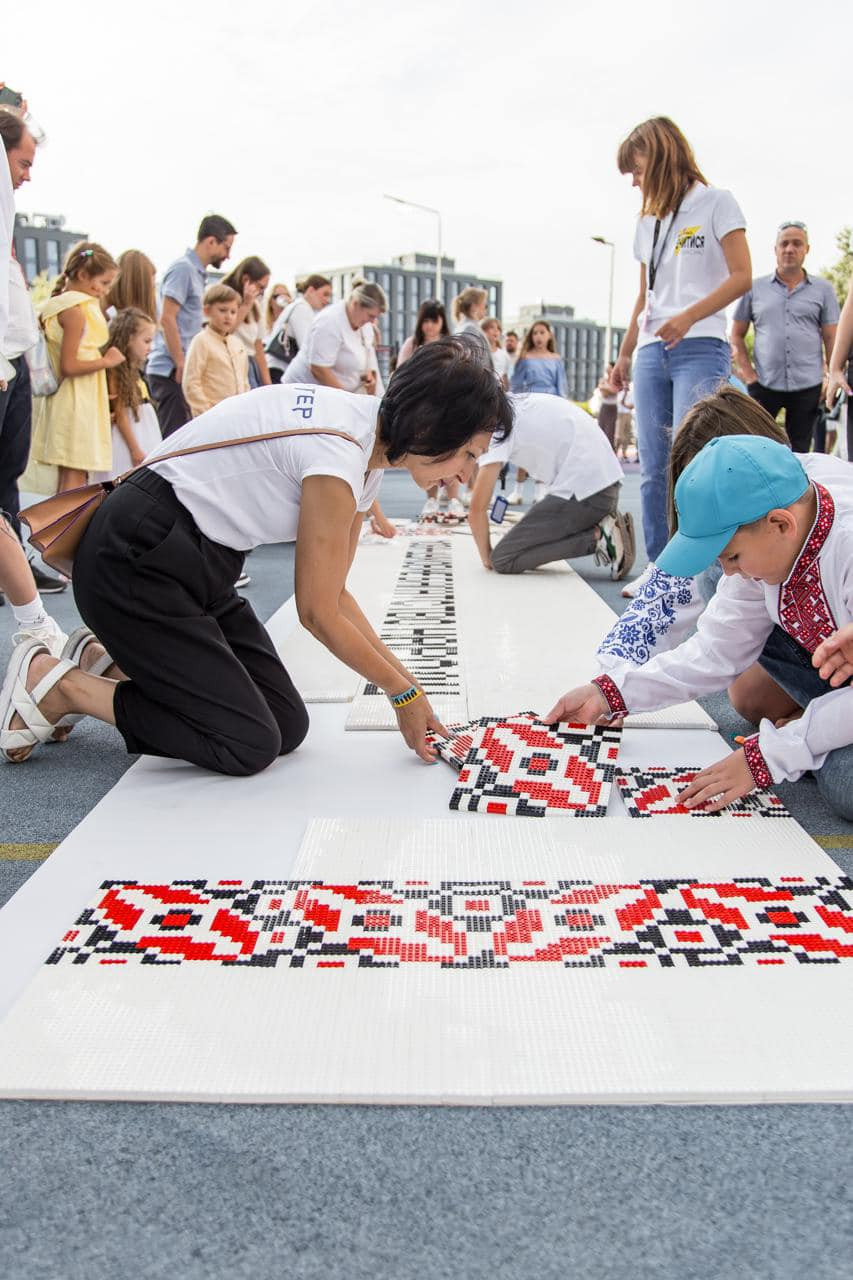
[{"xmin": 657, "ymin": 435, "xmax": 809, "ymax": 578}]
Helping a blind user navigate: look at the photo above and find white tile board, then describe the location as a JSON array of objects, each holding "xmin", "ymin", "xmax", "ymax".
[
  {"xmin": 450, "ymin": 540, "xmax": 716, "ymax": 730},
  {"xmin": 0, "ymin": 818, "xmax": 848, "ymax": 1105},
  {"xmin": 270, "ymin": 533, "xmax": 713, "ymax": 727},
  {"xmin": 0, "ymin": 710, "xmax": 763, "ymax": 1026},
  {"xmin": 346, "ymin": 537, "xmax": 468, "ymax": 729}
]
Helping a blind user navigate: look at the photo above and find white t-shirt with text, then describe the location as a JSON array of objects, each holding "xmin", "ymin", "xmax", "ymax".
[
  {"xmin": 633, "ymin": 183, "xmax": 746, "ymax": 348},
  {"xmin": 147, "ymin": 383, "xmax": 383, "ymax": 550}
]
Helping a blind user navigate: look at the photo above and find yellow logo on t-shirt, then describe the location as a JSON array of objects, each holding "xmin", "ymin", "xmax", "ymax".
[{"xmin": 675, "ymin": 225, "xmax": 704, "ymax": 254}]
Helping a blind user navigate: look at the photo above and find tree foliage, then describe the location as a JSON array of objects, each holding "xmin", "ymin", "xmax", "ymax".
[{"xmin": 821, "ymin": 227, "xmax": 852, "ymax": 304}]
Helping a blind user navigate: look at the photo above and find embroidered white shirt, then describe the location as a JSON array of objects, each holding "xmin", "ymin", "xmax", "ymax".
[
  {"xmin": 595, "ymin": 476, "xmax": 853, "ymax": 784},
  {"xmin": 597, "ymin": 454, "xmax": 853, "ymax": 672}
]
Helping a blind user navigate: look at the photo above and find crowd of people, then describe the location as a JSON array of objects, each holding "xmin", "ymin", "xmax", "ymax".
[{"xmin": 2, "ymin": 95, "xmax": 853, "ymax": 824}]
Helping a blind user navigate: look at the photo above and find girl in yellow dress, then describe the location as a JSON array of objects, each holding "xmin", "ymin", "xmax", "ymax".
[{"xmin": 35, "ymin": 242, "xmax": 125, "ymax": 492}]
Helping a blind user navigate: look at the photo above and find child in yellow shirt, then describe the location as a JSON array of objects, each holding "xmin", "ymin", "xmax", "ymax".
[{"xmin": 183, "ymin": 284, "xmax": 249, "ymax": 417}]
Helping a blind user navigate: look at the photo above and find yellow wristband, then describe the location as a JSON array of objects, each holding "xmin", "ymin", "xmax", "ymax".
[{"xmin": 388, "ymin": 684, "xmax": 423, "ymax": 709}]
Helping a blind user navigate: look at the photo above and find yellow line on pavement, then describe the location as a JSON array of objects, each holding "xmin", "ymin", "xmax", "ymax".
[
  {"xmin": 0, "ymin": 843, "xmax": 57, "ymax": 861},
  {"xmin": 815, "ymin": 835, "xmax": 853, "ymax": 849}
]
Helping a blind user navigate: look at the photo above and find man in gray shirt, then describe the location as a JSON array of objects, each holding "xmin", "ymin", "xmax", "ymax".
[
  {"xmin": 731, "ymin": 221, "xmax": 839, "ymax": 452},
  {"xmin": 147, "ymin": 213, "xmax": 237, "ymax": 436}
]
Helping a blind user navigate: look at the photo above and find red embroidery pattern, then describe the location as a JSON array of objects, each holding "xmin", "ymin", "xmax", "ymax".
[
  {"xmin": 778, "ymin": 483, "xmax": 837, "ymax": 655},
  {"xmin": 616, "ymin": 767, "xmax": 789, "ymax": 817},
  {"xmin": 439, "ymin": 714, "xmax": 622, "ymax": 817},
  {"xmin": 47, "ymin": 876, "xmax": 853, "ymax": 969},
  {"xmin": 592, "ymin": 674, "xmax": 628, "ymax": 717},
  {"xmin": 743, "ymin": 735, "xmax": 773, "ymax": 790}
]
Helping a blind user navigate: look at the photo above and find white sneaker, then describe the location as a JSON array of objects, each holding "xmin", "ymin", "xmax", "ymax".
[
  {"xmin": 594, "ymin": 512, "xmax": 636, "ymax": 581},
  {"xmin": 621, "ymin": 560, "xmax": 655, "ymax": 598},
  {"xmin": 533, "ymin": 481, "xmax": 548, "ymax": 504},
  {"xmin": 420, "ymin": 497, "xmax": 440, "ymax": 522},
  {"xmin": 12, "ymin": 615, "xmax": 67, "ymax": 658},
  {"xmin": 446, "ymin": 498, "xmax": 466, "ymax": 521},
  {"xmin": 506, "ymin": 488, "xmax": 524, "ymax": 506},
  {"xmin": 235, "ymin": 571, "xmax": 252, "ymax": 589}
]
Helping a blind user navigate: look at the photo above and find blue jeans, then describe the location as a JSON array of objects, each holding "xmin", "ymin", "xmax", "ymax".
[
  {"xmin": 758, "ymin": 626, "xmax": 853, "ymax": 821},
  {"xmin": 633, "ymin": 337, "xmax": 731, "ymax": 561}
]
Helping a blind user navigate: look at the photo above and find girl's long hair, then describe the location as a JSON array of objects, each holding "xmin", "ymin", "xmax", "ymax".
[
  {"xmin": 221, "ymin": 255, "xmax": 271, "ymax": 324},
  {"xmin": 617, "ymin": 117, "xmax": 708, "ymax": 219},
  {"xmin": 413, "ymin": 299, "xmax": 449, "ymax": 348},
  {"xmin": 104, "ymin": 307, "xmax": 154, "ymax": 422},
  {"xmin": 519, "ymin": 321, "xmax": 556, "ymax": 358},
  {"xmin": 107, "ymin": 250, "xmax": 156, "ymax": 321},
  {"xmin": 51, "ymin": 241, "xmax": 117, "ymax": 296},
  {"xmin": 668, "ymin": 385, "xmax": 790, "ymax": 533}
]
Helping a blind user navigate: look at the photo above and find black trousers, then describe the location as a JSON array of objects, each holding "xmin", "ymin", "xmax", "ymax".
[
  {"xmin": 73, "ymin": 469, "xmax": 309, "ymax": 776},
  {"xmin": 0, "ymin": 355, "xmax": 32, "ymax": 536},
  {"xmin": 747, "ymin": 381, "xmax": 821, "ymax": 453},
  {"xmin": 147, "ymin": 370, "xmax": 192, "ymax": 438}
]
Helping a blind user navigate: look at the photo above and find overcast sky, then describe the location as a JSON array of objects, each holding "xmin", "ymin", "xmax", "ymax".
[{"xmin": 9, "ymin": 0, "xmax": 848, "ymax": 328}]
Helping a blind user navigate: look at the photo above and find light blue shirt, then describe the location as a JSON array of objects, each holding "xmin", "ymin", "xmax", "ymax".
[
  {"xmin": 147, "ymin": 248, "xmax": 207, "ymax": 376},
  {"xmin": 733, "ymin": 271, "xmax": 839, "ymax": 392},
  {"xmin": 510, "ymin": 356, "xmax": 567, "ymax": 397}
]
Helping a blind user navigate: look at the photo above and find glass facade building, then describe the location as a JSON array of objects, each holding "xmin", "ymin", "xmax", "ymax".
[{"xmin": 13, "ymin": 213, "xmax": 89, "ymax": 284}]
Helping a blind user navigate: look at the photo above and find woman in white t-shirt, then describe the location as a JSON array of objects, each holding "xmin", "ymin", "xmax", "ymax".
[
  {"xmin": 222, "ymin": 256, "xmax": 273, "ymax": 389},
  {"xmin": 612, "ymin": 116, "xmax": 751, "ymax": 587},
  {"xmin": 284, "ymin": 278, "xmax": 386, "ymax": 394},
  {"xmin": 265, "ymin": 274, "xmax": 332, "ymax": 383},
  {"xmin": 9, "ymin": 338, "xmax": 512, "ymax": 776}
]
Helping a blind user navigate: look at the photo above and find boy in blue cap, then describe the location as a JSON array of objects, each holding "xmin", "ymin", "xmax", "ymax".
[{"xmin": 546, "ymin": 434, "xmax": 853, "ymax": 818}]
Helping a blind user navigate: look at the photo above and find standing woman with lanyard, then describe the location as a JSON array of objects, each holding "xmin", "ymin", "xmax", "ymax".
[{"xmin": 611, "ymin": 117, "xmax": 751, "ymax": 593}]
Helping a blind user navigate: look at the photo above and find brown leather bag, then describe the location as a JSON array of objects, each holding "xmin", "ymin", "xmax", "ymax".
[{"xmin": 21, "ymin": 427, "xmax": 360, "ymax": 578}]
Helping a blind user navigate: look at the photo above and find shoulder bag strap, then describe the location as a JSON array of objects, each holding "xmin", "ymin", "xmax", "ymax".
[{"xmin": 114, "ymin": 426, "xmax": 363, "ymax": 484}]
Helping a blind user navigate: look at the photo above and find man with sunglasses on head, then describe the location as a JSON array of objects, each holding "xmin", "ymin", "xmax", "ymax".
[
  {"xmin": 731, "ymin": 220, "xmax": 839, "ymax": 452},
  {"xmin": 147, "ymin": 214, "xmax": 237, "ymax": 437}
]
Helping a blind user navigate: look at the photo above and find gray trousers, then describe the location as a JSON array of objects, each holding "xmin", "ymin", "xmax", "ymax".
[{"xmin": 491, "ymin": 482, "xmax": 620, "ymax": 574}]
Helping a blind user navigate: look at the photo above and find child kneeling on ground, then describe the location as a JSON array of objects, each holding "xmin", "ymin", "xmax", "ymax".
[{"xmin": 547, "ymin": 427, "xmax": 853, "ymax": 820}]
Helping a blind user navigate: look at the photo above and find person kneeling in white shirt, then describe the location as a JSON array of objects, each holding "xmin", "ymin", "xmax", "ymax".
[
  {"xmin": 0, "ymin": 336, "xmax": 512, "ymax": 775},
  {"xmin": 468, "ymin": 394, "xmax": 635, "ymax": 579},
  {"xmin": 547, "ymin": 424, "xmax": 853, "ymax": 821}
]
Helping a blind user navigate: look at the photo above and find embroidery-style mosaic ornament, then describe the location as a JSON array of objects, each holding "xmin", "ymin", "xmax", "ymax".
[
  {"xmin": 47, "ymin": 873, "xmax": 853, "ymax": 969},
  {"xmin": 431, "ymin": 712, "xmax": 621, "ymax": 816},
  {"xmin": 616, "ymin": 766, "xmax": 790, "ymax": 818}
]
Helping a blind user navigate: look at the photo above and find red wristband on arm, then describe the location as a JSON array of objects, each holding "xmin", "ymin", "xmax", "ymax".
[
  {"xmin": 742, "ymin": 734, "xmax": 773, "ymax": 789},
  {"xmin": 592, "ymin": 674, "xmax": 628, "ymax": 718}
]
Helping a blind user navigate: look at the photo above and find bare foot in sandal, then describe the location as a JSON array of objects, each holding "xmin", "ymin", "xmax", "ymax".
[
  {"xmin": 50, "ymin": 638, "xmax": 120, "ymax": 744},
  {"xmin": 2, "ymin": 648, "xmax": 73, "ymax": 763}
]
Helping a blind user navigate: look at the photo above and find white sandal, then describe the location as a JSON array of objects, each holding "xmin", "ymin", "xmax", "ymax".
[
  {"xmin": 0, "ymin": 639, "xmax": 74, "ymax": 763},
  {"xmin": 52, "ymin": 628, "xmax": 115, "ymax": 732},
  {"xmin": 60, "ymin": 627, "xmax": 114, "ymax": 676}
]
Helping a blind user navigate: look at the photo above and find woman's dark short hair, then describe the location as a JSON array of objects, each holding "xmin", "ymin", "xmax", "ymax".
[{"xmin": 379, "ymin": 334, "xmax": 512, "ymax": 464}]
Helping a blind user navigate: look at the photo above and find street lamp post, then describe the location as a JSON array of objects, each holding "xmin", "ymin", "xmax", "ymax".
[
  {"xmin": 591, "ymin": 236, "xmax": 615, "ymax": 373},
  {"xmin": 384, "ymin": 193, "xmax": 443, "ymax": 301}
]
